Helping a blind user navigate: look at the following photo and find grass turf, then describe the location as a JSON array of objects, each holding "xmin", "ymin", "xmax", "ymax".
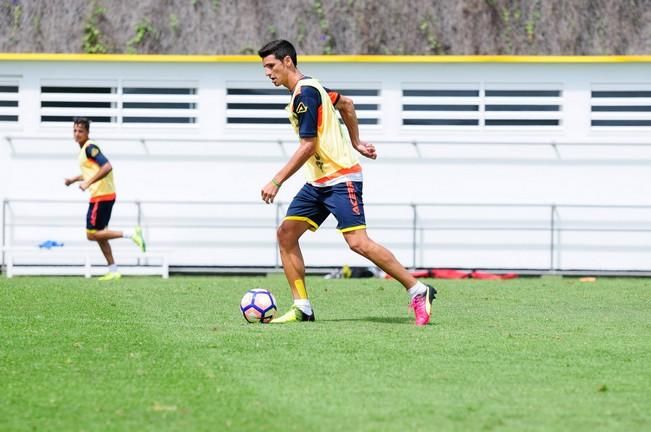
[{"xmin": 1, "ymin": 275, "xmax": 650, "ymax": 431}]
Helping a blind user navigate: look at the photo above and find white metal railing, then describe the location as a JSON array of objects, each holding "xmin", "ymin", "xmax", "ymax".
[{"xmin": 3, "ymin": 198, "xmax": 651, "ymax": 274}]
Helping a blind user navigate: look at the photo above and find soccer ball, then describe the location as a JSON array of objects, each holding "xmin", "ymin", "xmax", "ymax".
[{"xmin": 240, "ymin": 288, "xmax": 277, "ymax": 323}]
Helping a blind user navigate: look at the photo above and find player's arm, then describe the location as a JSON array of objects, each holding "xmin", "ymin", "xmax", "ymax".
[
  {"xmin": 79, "ymin": 145, "xmax": 113, "ymax": 191},
  {"xmin": 335, "ymin": 95, "xmax": 377, "ymax": 160},
  {"xmin": 64, "ymin": 174, "xmax": 83, "ymax": 186},
  {"xmin": 80, "ymin": 162, "xmax": 112, "ymax": 191},
  {"xmin": 261, "ymin": 137, "xmax": 316, "ymax": 204},
  {"xmin": 261, "ymin": 86, "xmax": 321, "ymax": 204}
]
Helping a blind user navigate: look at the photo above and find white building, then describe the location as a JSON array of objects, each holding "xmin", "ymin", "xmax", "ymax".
[{"xmin": 1, "ymin": 54, "xmax": 651, "ymax": 275}]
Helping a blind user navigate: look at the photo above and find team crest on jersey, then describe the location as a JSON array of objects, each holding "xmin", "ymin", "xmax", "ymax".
[
  {"xmin": 295, "ymin": 102, "xmax": 308, "ymax": 114},
  {"xmin": 90, "ymin": 147, "xmax": 99, "ymax": 157}
]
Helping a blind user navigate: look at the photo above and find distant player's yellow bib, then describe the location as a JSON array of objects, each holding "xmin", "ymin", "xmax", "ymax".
[{"xmin": 78, "ymin": 140, "xmax": 115, "ymax": 201}]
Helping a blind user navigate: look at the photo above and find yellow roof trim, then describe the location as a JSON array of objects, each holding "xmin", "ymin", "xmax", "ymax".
[
  {"xmin": 0, "ymin": 53, "xmax": 254, "ymax": 62},
  {"xmin": 1, "ymin": 53, "xmax": 651, "ymax": 63},
  {"xmin": 304, "ymin": 55, "xmax": 651, "ymax": 63}
]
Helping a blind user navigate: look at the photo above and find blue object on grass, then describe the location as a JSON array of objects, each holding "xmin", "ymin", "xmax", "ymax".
[{"xmin": 38, "ymin": 240, "xmax": 64, "ymax": 249}]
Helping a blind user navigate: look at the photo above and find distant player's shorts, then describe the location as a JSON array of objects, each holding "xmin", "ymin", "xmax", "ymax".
[
  {"xmin": 285, "ymin": 181, "xmax": 366, "ymax": 232},
  {"xmin": 86, "ymin": 199, "xmax": 115, "ymax": 232}
]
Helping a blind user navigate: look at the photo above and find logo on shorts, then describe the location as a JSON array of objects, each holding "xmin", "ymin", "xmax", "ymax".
[
  {"xmin": 295, "ymin": 102, "xmax": 308, "ymax": 114},
  {"xmin": 346, "ymin": 181, "xmax": 361, "ymax": 215}
]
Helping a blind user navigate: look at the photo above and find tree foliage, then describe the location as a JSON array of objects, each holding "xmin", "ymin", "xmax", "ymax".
[{"xmin": 1, "ymin": 0, "xmax": 650, "ymax": 55}]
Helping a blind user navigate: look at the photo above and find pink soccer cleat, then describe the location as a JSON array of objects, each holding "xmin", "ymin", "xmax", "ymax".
[{"xmin": 410, "ymin": 284, "xmax": 437, "ymax": 326}]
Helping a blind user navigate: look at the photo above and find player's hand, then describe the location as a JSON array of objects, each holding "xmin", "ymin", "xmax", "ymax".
[
  {"xmin": 64, "ymin": 178, "xmax": 74, "ymax": 186},
  {"xmin": 355, "ymin": 141, "xmax": 377, "ymax": 160},
  {"xmin": 79, "ymin": 181, "xmax": 90, "ymax": 191},
  {"xmin": 261, "ymin": 181, "xmax": 279, "ymax": 204}
]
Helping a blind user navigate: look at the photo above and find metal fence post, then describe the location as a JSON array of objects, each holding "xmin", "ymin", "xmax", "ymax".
[
  {"xmin": 549, "ymin": 204, "xmax": 556, "ymax": 272},
  {"xmin": 136, "ymin": 200, "xmax": 142, "ymax": 266},
  {"xmin": 411, "ymin": 203, "xmax": 418, "ymax": 270},
  {"xmin": 1, "ymin": 199, "xmax": 6, "ymax": 273},
  {"xmin": 136, "ymin": 200, "xmax": 142, "ymax": 226}
]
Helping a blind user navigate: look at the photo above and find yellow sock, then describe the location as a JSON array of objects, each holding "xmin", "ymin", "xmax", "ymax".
[{"xmin": 294, "ymin": 279, "xmax": 308, "ymax": 300}]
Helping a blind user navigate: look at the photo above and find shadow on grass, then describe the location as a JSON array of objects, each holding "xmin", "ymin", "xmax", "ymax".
[{"xmin": 323, "ymin": 316, "xmax": 433, "ymax": 325}]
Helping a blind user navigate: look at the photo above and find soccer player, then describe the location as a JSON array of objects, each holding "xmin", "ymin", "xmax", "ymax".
[
  {"xmin": 258, "ymin": 40, "xmax": 437, "ymax": 325},
  {"xmin": 64, "ymin": 118, "xmax": 146, "ymax": 280}
]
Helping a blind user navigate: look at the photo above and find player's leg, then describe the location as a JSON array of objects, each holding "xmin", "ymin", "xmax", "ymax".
[
  {"xmin": 343, "ymin": 229, "xmax": 416, "ymax": 287},
  {"xmin": 86, "ymin": 200, "xmax": 121, "ymax": 280},
  {"xmin": 272, "ymin": 219, "xmax": 315, "ymax": 323},
  {"xmin": 342, "ymin": 228, "xmax": 436, "ymax": 324},
  {"xmin": 90, "ymin": 226, "xmax": 146, "ymax": 253},
  {"xmin": 87, "ymin": 199, "xmax": 145, "ymax": 248},
  {"xmin": 277, "ymin": 219, "xmax": 310, "ymax": 300},
  {"xmin": 271, "ymin": 219, "xmax": 316, "ymax": 323},
  {"xmin": 89, "ymin": 229, "xmax": 124, "ymax": 242},
  {"xmin": 271, "ymin": 184, "xmax": 328, "ymax": 323},
  {"xmin": 96, "ymin": 238, "xmax": 115, "ymax": 265},
  {"xmin": 332, "ymin": 181, "xmax": 437, "ymax": 325}
]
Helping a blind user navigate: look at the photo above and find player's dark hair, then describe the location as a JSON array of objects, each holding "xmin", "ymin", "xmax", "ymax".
[
  {"xmin": 73, "ymin": 117, "xmax": 90, "ymax": 132},
  {"xmin": 258, "ymin": 40, "xmax": 298, "ymax": 66}
]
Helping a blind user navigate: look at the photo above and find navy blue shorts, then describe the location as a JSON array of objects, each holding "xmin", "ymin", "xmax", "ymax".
[
  {"xmin": 86, "ymin": 199, "xmax": 115, "ymax": 231},
  {"xmin": 285, "ymin": 181, "xmax": 366, "ymax": 232}
]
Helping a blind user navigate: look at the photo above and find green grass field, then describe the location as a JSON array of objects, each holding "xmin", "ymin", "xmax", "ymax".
[{"xmin": 1, "ymin": 275, "xmax": 650, "ymax": 431}]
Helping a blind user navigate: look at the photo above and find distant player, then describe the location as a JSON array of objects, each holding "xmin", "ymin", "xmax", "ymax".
[
  {"xmin": 258, "ymin": 40, "xmax": 437, "ymax": 325},
  {"xmin": 64, "ymin": 118, "xmax": 146, "ymax": 280}
]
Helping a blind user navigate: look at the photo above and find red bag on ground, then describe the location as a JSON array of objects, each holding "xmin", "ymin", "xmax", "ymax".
[
  {"xmin": 430, "ymin": 269, "xmax": 471, "ymax": 279},
  {"xmin": 470, "ymin": 270, "xmax": 518, "ymax": 280},
  {"xmin": 388, "ymin": 268, "xmax": 518, "ymax": 280}
]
